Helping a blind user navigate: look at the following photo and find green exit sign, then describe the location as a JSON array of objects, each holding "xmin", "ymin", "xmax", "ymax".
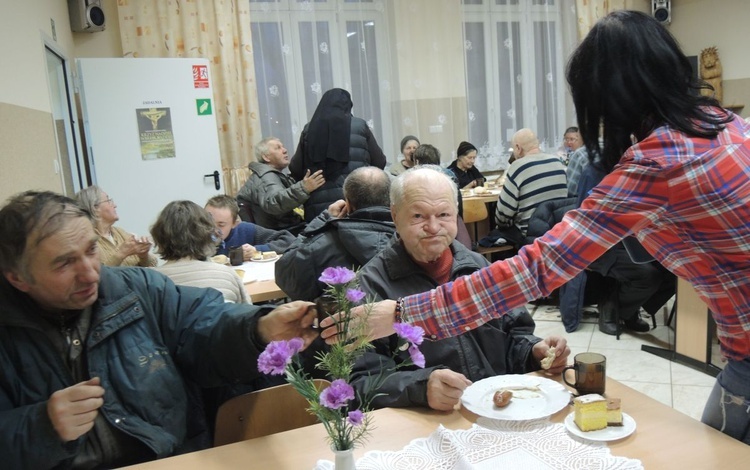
[{"xmin": 196, "ymin": 99, "xmax": 212, "ymax": 116}]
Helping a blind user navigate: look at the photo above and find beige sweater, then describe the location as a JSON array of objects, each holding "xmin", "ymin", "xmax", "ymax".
[
  {"xmin": 97, "ymin": 226, "xmax": 158, "ymax": 267},
  {"xmin": 153, "ymin": 258, "xmax": 251, "ymax": 304}
]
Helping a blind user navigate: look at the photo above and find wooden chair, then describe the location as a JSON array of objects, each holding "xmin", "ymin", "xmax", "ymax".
[
  {"xmin": 462, "ymin": 199, "xmax": 515, "ymax": 260},
  {"xmin": 213, "ymin": 379, "xmax": 330, "ymax": 447}
]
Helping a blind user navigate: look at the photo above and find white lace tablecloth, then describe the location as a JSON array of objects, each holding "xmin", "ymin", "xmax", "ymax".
[{"xmin": 316, "ymin": 418, "xmax": 643, "ymax": 470}]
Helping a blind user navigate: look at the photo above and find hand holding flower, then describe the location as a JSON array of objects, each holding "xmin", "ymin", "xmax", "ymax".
[{"xmin": 319, "ymin": 300, "xmax": 398, "ymax": 345}]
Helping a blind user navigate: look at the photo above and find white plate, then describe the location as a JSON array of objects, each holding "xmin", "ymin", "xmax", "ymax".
[
  {"xmin": 564, "ymin": 412, "xmax": 636, "ymax": 442},
  {"xmin": 249, "ymin": 255, "xmax": 279, "ymax": 263},
  {"xmin": 461, "ymin": 375, "xmax": 571, "ymax": 421}
]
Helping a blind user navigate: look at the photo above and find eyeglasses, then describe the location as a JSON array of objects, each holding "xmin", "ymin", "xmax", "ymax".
[{"xmin": 97, "ymin": 197, "xmax": 114, "ymax": 206}]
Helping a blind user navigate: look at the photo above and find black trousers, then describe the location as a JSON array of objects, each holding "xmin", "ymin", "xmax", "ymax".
[{"xmin": 589, "ymin": 245, "xmax": 676, "ymax": 321}]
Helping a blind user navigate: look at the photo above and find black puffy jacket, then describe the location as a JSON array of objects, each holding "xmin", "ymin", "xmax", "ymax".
[{"xmin": 289, "ymin": 117, "xmax": 386, "ymax": 222}]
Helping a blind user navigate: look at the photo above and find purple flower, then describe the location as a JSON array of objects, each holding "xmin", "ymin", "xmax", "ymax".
[
  {"xmin": 394, "ymin": 322, "xmax": 425, "ymax": 346},
  {"xmin": 257, "ymin": 338, "xmax": 304, "ymax": 375},
  {"xmin": 347, "ymin": 409, "xmax": 364, "ymax": 426},
  {"xmin": 345, "ymin": 288, "xmax": 366, "ymax": 304},
  {"xmin": 319, "ymin": 267, "xmax": 356, "ymax": 285},
  {"xmin": 408, "ymin": 344, "xmax": 425, "ymax": 368},
  {"xmin": 319, "ymin": 379, "xmax": 355, "ymax": 409}
]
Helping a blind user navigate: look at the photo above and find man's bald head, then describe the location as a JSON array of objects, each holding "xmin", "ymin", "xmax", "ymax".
[{"xmin": 512, "ymin": 128, "xmax": 540, "ymax": 158}]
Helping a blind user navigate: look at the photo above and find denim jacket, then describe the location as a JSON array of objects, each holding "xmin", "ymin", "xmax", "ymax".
[{"xmin": 0, "ymin": 266, "xmax": 270, "ymax": 469}]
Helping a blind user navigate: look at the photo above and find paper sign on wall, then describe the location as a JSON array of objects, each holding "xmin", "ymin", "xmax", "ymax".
[
  {"xmin": 193, "ymin": 65, "xmax": 209, "ymax": 88},
  {"xmin": 196, "ymin": 98, "xmax": 213, "ymax": 116},
  {"xmin": 136, "ymin": 107, "xmax": 176, "ymax": 160}
]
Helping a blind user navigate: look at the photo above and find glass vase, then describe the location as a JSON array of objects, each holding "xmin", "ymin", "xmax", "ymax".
[{"xmin": 332, "ymin": 447, "xmax": 356, "ymax": 470}]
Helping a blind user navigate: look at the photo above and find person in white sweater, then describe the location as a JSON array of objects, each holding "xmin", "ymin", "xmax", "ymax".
[{"xmin": 151, "ymin": 200, "xmax": 251, "ymax": 304}]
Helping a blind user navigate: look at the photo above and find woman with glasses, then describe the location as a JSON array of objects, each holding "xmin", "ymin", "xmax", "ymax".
[{"xmin": 76, "ymin": 185, "xmax": 157, "ymax": 267}]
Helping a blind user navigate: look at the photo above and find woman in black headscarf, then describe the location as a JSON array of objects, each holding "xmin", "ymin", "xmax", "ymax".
[{"xmin": 290, "ymin": 88, "xmax": 386, "ymax": 222}]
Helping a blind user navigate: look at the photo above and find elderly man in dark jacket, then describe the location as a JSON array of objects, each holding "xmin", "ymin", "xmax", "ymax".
[
  {"xmin": 352, "ymin": 166, "xmax": 570, "ymax": 410},
  {"xmin": 275, "ymin": 166, "xmax": 395, "ymax": 301},
  {"xmin": 237, "ymin": 137, "xmax": 325, "ymax": 234}
]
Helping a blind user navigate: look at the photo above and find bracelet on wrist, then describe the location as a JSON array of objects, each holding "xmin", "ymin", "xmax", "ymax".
[{"xmin": 394, "ymin": 297, "xmax": 406, "ymax": 323}]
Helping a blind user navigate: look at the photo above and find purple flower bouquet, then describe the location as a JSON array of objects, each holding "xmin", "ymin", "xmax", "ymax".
[{"xmin": 257, "ymin": 266, "xmax": 424, "ymax": 451}]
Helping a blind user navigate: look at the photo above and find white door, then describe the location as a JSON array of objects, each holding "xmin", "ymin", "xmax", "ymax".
[{"xmin": 76, "ymin": 58, "xmax": 223, "ymax": 238}]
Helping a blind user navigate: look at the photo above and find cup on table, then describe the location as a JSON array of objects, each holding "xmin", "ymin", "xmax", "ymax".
[
  {"xmin": 228, "ymin": 246, "xmax": 244, "ymax": 266},
  {"xmin": 563, "ymin": 352, "xmax": 606, "ymax": 395}
]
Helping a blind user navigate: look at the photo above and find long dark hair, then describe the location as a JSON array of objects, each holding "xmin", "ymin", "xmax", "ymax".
[{"xmin": 566, "ymin": 10, "xmax": 730, "ymax": 172}]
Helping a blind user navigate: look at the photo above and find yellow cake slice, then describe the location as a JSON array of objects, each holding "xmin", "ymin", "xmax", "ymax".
[
  {"xmin": 573, "ymin": 394, "xmax": 608, "ymax": 432},
  {"xmin": 606, "ymin": 397, "xmax": 623, "ymax": 426}
]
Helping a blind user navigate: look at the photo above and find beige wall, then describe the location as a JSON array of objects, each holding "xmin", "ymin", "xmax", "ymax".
[
  {"xmin": 0, "ymin": 0, "xmax": 123, "ymax": 202},
  {"xmin": 667, "ymin": 0, "xmax": 750, "ymax": 115},
  {"xmin": 0, "ymin": 0, "xmax": 77, "ymax": 201}
]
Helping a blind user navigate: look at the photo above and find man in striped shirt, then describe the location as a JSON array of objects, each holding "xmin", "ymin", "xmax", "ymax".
[{"xmin": 495, "ymin": 128, "xmax": 568, "ymax": 235}]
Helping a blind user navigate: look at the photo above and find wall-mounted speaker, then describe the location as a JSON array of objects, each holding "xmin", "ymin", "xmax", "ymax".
[
  {"xmin": 652, "ymin": 0, "xmax": 671, "ymax": 25},
  {"xmin": 68, "ymin": 0, "xmax": 106, "ymax": 33}
]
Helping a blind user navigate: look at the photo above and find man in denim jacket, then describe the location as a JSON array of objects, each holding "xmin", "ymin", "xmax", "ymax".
[{"xmin": 0, "ymin": 191, "xmax": 318, "ymax": 469}]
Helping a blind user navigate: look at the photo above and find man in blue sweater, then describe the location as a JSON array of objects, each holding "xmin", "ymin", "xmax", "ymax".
[{"xmin": 205, "ymin": 195, "xmax": 295, "ymax": 261}]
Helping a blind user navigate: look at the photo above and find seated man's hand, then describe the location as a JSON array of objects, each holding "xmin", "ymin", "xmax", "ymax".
[
  {"xmin": 426, "ymin": 369, "xmax": 472, "ymax": 411},
  {"xmin": 47, "ymin": 377, "xmax": 105, "ymax": 442},
  {"xmin": 532, "ymin": 336, "xmax": 570, "ymax": 374},
  {"xmin": 242, "ymin": 243, "xmax": 259, "ymax": 261},
  {"xmin": 327, "ymin": 200, "xmax": 348, "ymax": 219},
  {"xmin": 257, "ymin": 301, "xmax": 318, "ymax": 348},
  {"xmin": 302, "ymin": 169, "xmax": 325, "ymax": 193}
]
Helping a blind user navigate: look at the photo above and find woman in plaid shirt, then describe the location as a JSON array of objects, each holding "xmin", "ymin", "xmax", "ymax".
[{"xmin": 323, "ymin": 11, "xmax": 750, "ymax": 444}]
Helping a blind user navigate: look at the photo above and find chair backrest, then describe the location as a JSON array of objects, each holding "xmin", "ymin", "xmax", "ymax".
[
  {"xmin": 462, "ymin": 199, "xmax": 489, "ymax": 224},
  {"xmin": 213, "ymin": 379, "xmax": 330, "ymax": 447}
]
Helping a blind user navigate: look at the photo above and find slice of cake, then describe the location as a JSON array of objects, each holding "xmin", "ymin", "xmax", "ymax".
[
  {"xmin": 573, "ymin": 394, "xmax": 608, "ymax": 432},
  {"xmin": 262, "ymin": 251, "xmax": 277, "ymax": 259},
  {"xmin": 606, "ymin": 397, "xmax": 623, "ymax": 426}
]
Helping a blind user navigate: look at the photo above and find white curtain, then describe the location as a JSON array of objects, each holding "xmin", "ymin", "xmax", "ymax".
[{"xmin": 249, "ymin": 0, "xmax": 578, "ymax": 172}]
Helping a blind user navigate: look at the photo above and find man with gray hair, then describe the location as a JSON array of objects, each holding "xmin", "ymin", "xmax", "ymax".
[
  {"xmin": 275, "ymin": 166, "xmax": 395, "ymax": 301},
  {"xmin": 237, "ymin": 137, "xmax": 325, "ymax": 234},
  {"xmin": 351, "ymin": 166, "xmax": 569, "ymax": 410},
  {"xmin": 0, "ymin": 191, "xmax": 318, "ymax": 468}
]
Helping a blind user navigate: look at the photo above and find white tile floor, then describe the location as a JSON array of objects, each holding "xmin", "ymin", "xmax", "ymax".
[{"xmin": 527, "ymin": 301, "xmax": 718, "ymax": 422}]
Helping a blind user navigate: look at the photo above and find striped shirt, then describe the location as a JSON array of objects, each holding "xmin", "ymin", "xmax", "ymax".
[
  {"xmin": 404, "ymin": 113, "xmax": 750, "ymax": 362},
  {"xmin": 495, "ymin": 153, "xmax": 568, "ymax": 234}
]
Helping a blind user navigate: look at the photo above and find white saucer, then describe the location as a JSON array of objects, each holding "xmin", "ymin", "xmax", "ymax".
[
  {"xmin": 564, "ymin": 412, "xmax": 636, "ymax": 441},
  {"xmin": 250, "ymin": 255, "xmax": 279, "ymax": 263}
]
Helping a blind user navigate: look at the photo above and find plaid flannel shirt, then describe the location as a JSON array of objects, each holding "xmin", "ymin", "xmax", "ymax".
[{"xmin": 404, "ymin": 113, "xmax": 750, "ymax": 361}]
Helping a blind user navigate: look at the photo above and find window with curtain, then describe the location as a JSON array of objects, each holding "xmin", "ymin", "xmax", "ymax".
[
  {"xmin": 248, "ymin": 0, "xmax": 574, "ymax": 170},
  {"xmin": 249, "ymin": 0, "xmax": 391, "ymax": 155},
  {"xmin": 463, "ymin": 0, "xmax": 567, "ymax": 168}
]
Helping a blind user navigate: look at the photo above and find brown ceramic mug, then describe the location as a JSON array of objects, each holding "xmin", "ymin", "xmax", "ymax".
[{"xmin": 563, "ymin": 352, "xmax": 606, "ymax": 395}]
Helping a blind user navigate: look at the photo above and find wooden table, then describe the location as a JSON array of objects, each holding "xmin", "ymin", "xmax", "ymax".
[
  {"xmin": 125, "ymin": 374, "xmax": 750, "ymax": 469},
  {"xmin": 240, "ymin": 258, "xmax": 287, "ymax": 303}
]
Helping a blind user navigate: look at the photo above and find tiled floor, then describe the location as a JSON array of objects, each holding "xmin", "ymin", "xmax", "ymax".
[{"xmin": 527, "ymin": 300, "xmax": 718, "ymax": 422}]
